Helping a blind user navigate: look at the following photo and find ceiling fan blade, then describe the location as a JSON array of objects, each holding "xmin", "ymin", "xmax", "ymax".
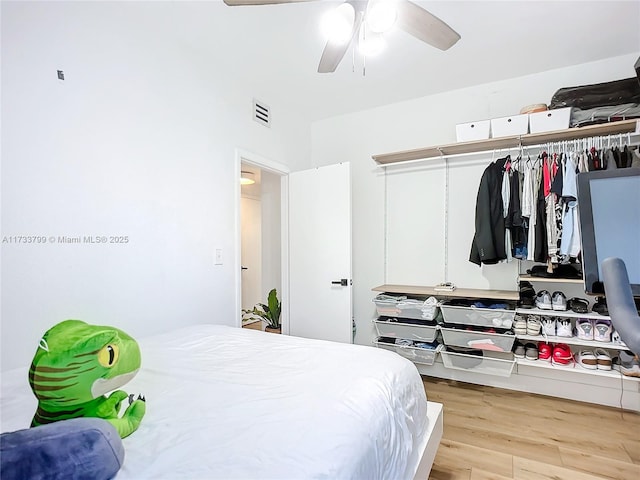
[
  {"xmin": 223, "ymin": 0, "xmax": 314, "ymax": 5},
  {"xmin": 317, "ymin": 4, "xmax": 364, "ymax": 73},
  {"xmin": 396, "ymin": 0, "xmax": 460, "ymax": 51}
]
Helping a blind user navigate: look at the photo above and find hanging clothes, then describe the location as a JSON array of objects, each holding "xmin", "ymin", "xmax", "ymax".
[{"xmin": 469, "ymin": 158, "xmax": 508, "ymax": 266}]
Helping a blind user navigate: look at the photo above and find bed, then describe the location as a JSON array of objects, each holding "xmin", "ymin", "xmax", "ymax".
[{"xmin": 1, "ymin": 324, "xmax": 443, "ymax": 479}]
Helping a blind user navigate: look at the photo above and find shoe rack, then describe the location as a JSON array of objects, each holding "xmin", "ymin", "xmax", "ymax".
[{"xmin": 371, "ymin": 284, "xmax": 640, "ymax": 412}]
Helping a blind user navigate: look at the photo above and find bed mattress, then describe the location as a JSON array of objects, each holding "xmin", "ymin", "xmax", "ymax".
[{"xmin": 1, "ymin": 324, "xmax": 441, "ymax": 479}]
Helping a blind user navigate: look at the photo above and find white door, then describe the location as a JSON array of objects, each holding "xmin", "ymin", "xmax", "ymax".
[
  {"xmin": 288, "ymin": 163, "xmax": 352, "ymax": 343},
  {"xmin": 240, "ymin": 196, "xmax": 262, "ymax": 315}
]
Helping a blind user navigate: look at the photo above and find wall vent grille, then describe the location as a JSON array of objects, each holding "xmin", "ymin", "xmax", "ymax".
[{"xmin": 253, "ymin": 99, "xmax": 270, "ymax": 127}]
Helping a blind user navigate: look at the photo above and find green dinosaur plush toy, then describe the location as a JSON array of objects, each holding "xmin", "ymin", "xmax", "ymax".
[{"xmin": 28, "ymin": 320, "xmax": 146, "ymax": 438}]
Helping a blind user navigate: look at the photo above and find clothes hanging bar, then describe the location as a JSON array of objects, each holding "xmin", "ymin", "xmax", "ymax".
[{"xmin": 373, "ymin": 119, "xmax": 639, "ymax": 167}]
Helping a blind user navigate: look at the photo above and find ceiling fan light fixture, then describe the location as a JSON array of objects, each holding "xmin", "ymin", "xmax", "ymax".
[
  {"xmin": 320, "ymin": 3, "xmax": 356, "ymax": 45},
  {"xmin": 240, "ymin": 171, "xmax": 256, "ymax": 185},
  {"xmin": 358, "ymin": 28, "xmax": 386, "ymax": 57},
  {"xmin": 366, "ymin": 0, "xmax": 397, "ymax": 33}
]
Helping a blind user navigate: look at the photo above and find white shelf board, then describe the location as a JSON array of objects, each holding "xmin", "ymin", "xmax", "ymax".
[
  {"xmin": 516, "ymin": 307, "xmax": 610, "ymax": 320},
  {"xmin": 515, "ymin": 357, "xmax": 640, "ymax": 382},
  {"xmin": 515, "ymin": 333, "xmax": 629, "ymax": 351},
  {"xmin": 518, "ymin": 274, "xmax": 583, "ymax": 284}
]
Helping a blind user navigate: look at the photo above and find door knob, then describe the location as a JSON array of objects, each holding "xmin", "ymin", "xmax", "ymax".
[{"xmin": 331, "ymin": 279, "xmax": 350, "ymax": 286}]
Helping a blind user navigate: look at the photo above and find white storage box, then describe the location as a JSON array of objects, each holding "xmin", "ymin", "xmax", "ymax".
[
  {"xmin": 375, "ymin": 341, "xmax": 440, "ymax": 365},
  {"xmin": 440, "ymin": 348, "xmax": 515, "ymax": 377},
  {"xmin": 529, "ymin": 107, "xmax": 572, "ymax": 133},
  {"xmin": 455, "ymin": 120, "xmax": 491, "ymax": 142},
  {"xmin": 490, "ymin": 114, "xmax": 529, "ymax": 138},
  {"xmin": 440, "ymin": 327, "xmax": 515, "ymax": 353},
  {"xmin": 440, "ymin": 304, "xmax": 515, "ymax": 328},
  {"xmin": 373, "ymin": 319, "xmax": 438, "ymax": 342}
]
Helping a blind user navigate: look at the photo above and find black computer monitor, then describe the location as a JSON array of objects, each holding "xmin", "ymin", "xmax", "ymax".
[{"xmin": 577, "ymin": 167, "xmax": 640, "ymax": 297}]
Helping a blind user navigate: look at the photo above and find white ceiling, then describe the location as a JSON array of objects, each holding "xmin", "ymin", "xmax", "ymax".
[{"xmin": 145, "ymin": 1, "xmax": 640, "ymax": 122}]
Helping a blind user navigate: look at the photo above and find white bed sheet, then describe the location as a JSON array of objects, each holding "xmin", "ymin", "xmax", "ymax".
[{"xmin": 1, "ymin": 325, "xmax": 438, "ymax": 479}]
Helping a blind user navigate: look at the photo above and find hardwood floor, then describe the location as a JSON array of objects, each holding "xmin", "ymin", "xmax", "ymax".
[{"xmin": 423, "ymin": 377, "xmax": 640, "ymax": 480}]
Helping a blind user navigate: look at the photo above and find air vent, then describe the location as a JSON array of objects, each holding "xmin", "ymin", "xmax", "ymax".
[{"xmin": 253, "ymin": 99, "xmax": 271, "ymax": 128}]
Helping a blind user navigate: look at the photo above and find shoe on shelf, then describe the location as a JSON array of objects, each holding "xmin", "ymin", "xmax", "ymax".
[
  {"xmin": 556, "ymin": 318, "xmax": 573, "ymax": 338},
  {"xmin": 525, "ymin": 343, "xmax": 539, "ymax": 360},
  {"xmin": 592, "ymin": 297, "xmax": 609, "ymax": 315},
  {"xmin": 552, "ymin": 343, "xmax": 573, "ymax": 366},
  {"xmin": 535, "ymin": 290, "xmax": 553, "ymax": 310},
  {"xmin": 538, "ymin": 342, "xmax": 552, "ymax": 361},
  {"xmin": 577, "ymin": 350, "xmax": 598, "ymax": 370},
  {"xmin": 526, "ymin": 316, "xmax": 542, "ymax": 336},
  {"xmin": 513, "ymin": 315, "xmax": 528, "ymax": 336},
  {"xmin": 551, "ymin": 291, "xmax": 567, "ymax": 311},
  {"xmin": 518, "ymin": 281, "xmax": 536, "ymax": 309},
  {"xmin": 617, "ymin": 351, "xmax": 640, "ymax": 377},
  {"xmin": 568, "ymin": 297, "xmax": 589, "ymax": 314},
  {"xmin": 594, "ymin": 320, "xmax": 612, "ymax": 342},
  {"xmin": 513, "ymin": 341, "xmax": 526, "ymax": 358},
  {"xmin": 612, "ymin": 331, "xmax": 627, "ymax": 347},
  {"xmin": 541, "ymin": 316, "xmax": 556, "ymax": 336},
  {"xmin": 594, "ymin": 348, "xmax": 612, "ymax": 370},
  {"xmin": 575, "ymin": 319, "xmax": 594, "ymax": 341}
]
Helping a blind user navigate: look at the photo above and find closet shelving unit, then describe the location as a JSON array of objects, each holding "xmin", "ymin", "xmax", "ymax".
[
  {"xmin": 372, "ymin": 119, "xmax": 639, "ymax": 165},
  {"xmin": 371, "ymin": 119, "xmax": 640, "ymax": 411}
]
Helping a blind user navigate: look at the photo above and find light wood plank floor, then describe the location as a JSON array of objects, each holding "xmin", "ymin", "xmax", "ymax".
[{"xmin": 423, "ymin": 378, "xmax": 640, "ymax": 480}]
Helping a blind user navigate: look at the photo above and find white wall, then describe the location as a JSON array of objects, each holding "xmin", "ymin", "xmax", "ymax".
[
  {"xmin": 0, "ymin": 1, "xmax": 311, "ymax": 370},
  {"xmin": 310, "ymin": 53, "xmax": 640, "ymax": 346}
]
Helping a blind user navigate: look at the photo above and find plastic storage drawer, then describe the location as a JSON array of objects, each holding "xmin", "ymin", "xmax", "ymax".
[
  {"xmin": 375, "ymin": 341, "xmax": 439, "ymax": 365},
  {"xmin": 440, "ymin": 327, "xmax": 515, "ymax": 352},
  {"xmin": 373, "ymin": 299, "xmax": 435, "ymax": 321},
  {"xmin": 440, "ymin": 348, "xmax": 516, "ymax": 377},
  {"xmin": 373, "ymin": 319, "xmax": 438, "ymax": 342},
  {"xmin": 440, "ymin": 304, "xmax": 515, "ymax": 328}
]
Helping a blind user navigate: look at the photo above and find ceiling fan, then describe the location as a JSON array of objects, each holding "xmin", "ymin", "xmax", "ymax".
[{"xmin": 223, "ymin": 0, "xmax": 461, "ymax": 73}]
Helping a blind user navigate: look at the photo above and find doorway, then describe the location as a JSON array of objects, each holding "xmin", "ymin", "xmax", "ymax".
[{"xmin": 236, "ymin": 149, "xmax": 289, "ymax": 332}]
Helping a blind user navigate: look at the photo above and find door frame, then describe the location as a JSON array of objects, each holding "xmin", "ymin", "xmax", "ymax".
[{"xmin": 234, "ymin": 148, "xmax": 290, "ymax": 333}]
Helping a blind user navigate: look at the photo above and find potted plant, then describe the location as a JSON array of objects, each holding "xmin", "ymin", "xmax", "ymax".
[{"xmin": 242, "ymin": 288, "xmax": 281, "ymax": 333}]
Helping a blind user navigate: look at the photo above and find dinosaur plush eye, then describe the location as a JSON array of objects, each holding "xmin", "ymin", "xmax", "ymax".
[{"xmin": 98, "ymin": 344, "xmax": 119, "ymax": 367}]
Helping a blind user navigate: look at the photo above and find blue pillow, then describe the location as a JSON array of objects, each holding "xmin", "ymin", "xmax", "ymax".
[{"xmin": 1, "ymin": 417, "xmax": 124, "ymax": 480}]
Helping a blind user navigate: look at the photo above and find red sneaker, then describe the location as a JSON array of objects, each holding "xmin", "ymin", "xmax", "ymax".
[
  {"xmin": 538, "ymin": 342, "xmax": 552, "ymax": 361},
  {"xmin": 552, "ymin": 343, "xmax": 573, "ymax": 366}
]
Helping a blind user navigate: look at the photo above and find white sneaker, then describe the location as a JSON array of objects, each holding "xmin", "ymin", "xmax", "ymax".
[
  {"xmin": 551, "ymin": 291, "xmax": 568, "ymax": 311},
  {"xmin": 541, "ymin": 316, "xmax": 556, "ymax": 336},
  {"xmin": 594, "ymin": 320, "xmax": 612, "ymax": 342},
  {"xmin": 526, "ymin": 317, "xmax": 542, "ymax": 336},
  {"xmin": 594, "ymin": 348, "xmax": 612, "ymax": 370},
  {"xmin": 577, "ymin": 350, "xmax": 598, "ymax": 370},
  {"xmin": 556, "ymin": 318, "xmax": 573, "ymax": 337},
  {"xmin": 513, "ymin": 315, "xmax": 527, "ymax": 335},
  {"xmin": 575, "ymin": 319, "xmax": 593, "ymax": 340},
  {"xmin": 535, "ymin": 290, "xmax": 553, "ymax": 310}
]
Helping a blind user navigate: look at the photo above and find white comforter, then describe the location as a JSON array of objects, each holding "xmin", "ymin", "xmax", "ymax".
[{"xmin": 1, "ymin": 325, "xmax": 430, "ymax": 479}]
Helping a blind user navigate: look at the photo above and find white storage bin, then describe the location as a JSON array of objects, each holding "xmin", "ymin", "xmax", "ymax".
[
  {"xmin": 529, "ymin": 107, "xmax": 572, "ymax": 133},
  {"xmin": 440, "ymin": 327, "xmax": 515, "ymax": 353},
  {"xmin": 440, "ymin": 304, "xmax": 515, "ymax": 329},
  {"xmin": 440, "ymin": 348, "xmax": 515, "ymax": 377},
  {"xmin": 375, "ymin": 341, "xmax": 439, "ymax": 365},
  {"xmin": 373, "ymin": 319, "xmax": 438, "ymax": 342},
  {"xmin": 373, "ymin": 297, "xmax": 437, "ymax": 321},
  {"xmin": 490, "ymin": 114, "xmax": 529, "ymax": 138},
  {"xmin": 455, "ymin": 120, "xmax": 491, "ymax": 142}
]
